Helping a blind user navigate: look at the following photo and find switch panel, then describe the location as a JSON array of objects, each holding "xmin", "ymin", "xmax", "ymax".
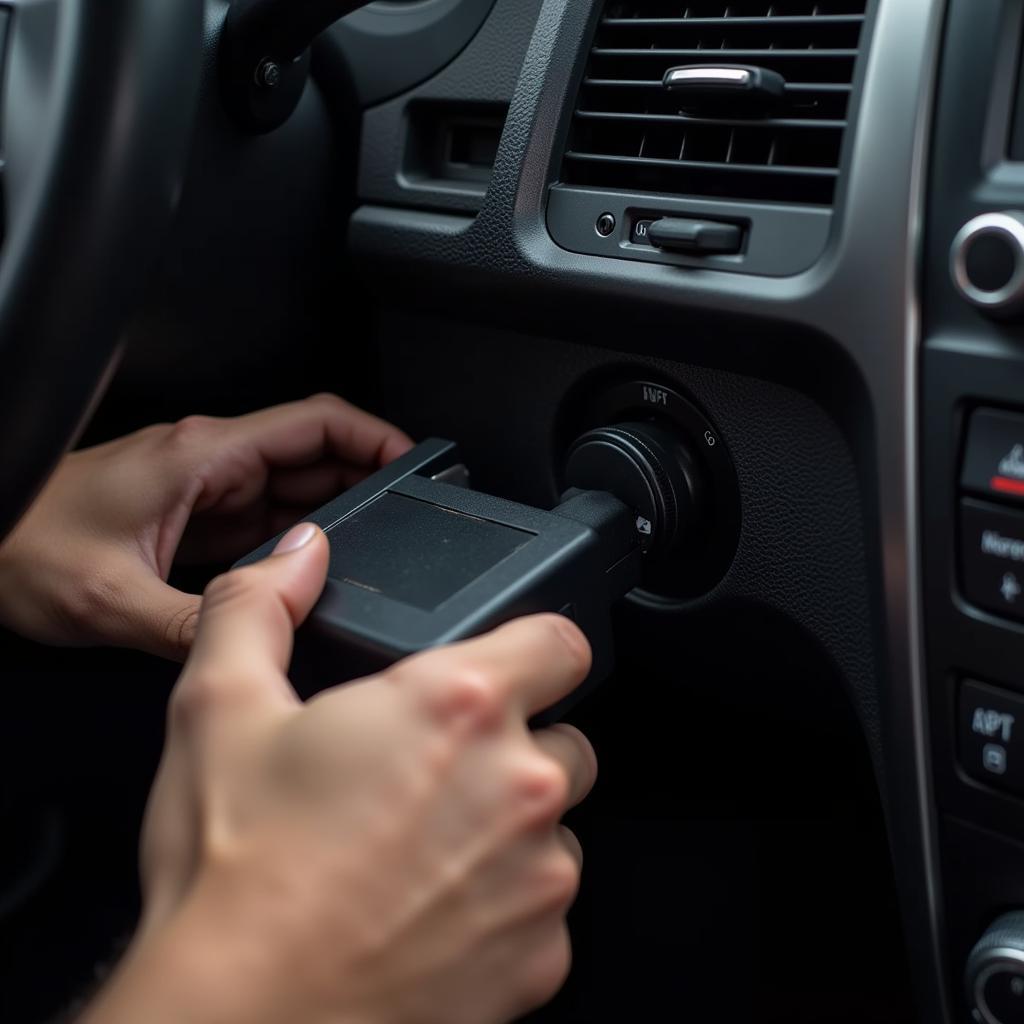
[
  {"xmin": 960, "ymin": 499, "xmax": 1024, "ymax": 622},
  {"xmin": 959, "ymin": 680, "xmax": 1024, "ymax": 795}
]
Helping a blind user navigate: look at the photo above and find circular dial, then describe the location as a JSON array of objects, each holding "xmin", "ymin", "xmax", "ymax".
[
  {"xmin": 558, "ymin": 379, "xmax": 741, "ymax": 601},
  {"xmin": 967, "ymin": 912, "xmax": 1024, "ymax": 1024},
  {"xmin": 564, "ymin": 421, "xmax": 704, "ymax": 558}
]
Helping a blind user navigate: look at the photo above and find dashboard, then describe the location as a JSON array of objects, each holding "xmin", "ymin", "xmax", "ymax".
[
  {"xmin": 326, "ymin": 0, "xmax": 961, "ymax": 1020},
  {"xmin": 107, "ymin": 0, "xmax": 1024, "ymax": 1020},
  {"xmin": 316, "ymin": 0, "xmax": 943, "ymax": 1010}
]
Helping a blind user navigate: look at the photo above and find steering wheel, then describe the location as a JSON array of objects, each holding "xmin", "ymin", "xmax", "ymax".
[{"xmin": 0, "ymin": 0, "xmax": 203, "ymax": 539}]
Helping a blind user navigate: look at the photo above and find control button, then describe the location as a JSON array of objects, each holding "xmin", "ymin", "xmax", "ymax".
[
  {"xmin": 961, "ymin": 499, "xmax": 1024, "ymax": 621},
  {"xmin": 968, "ymin": 912, "xmax": 1024, "ymax": 1024},
  {"xmin": 951, "ymin": 211, "xmax": 1024, "ymax": 316},
  {"xmin": 959, "ymin": 680, "xmax": 1024, "ymax": 795},
  {"xmin": 967, "ymin": 236, "xmax": 1017, "ymax": 293},
  {"xmin": 980, "ymin": 966, "xmax": 1024, "ymax": 1023},
  {"xmin": 962, "ymin": 409, "xmax": 1024, "ymax": 503},
  {"xmin": 984, "ymin": 742, "xmax": 1010, "ymax": 775}
]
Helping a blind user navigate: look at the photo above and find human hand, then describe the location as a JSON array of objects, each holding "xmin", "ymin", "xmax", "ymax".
[
  {"xmin": 0, "ymin": 394, "xmax": 412, "ymax": 660},
  {"xmin": 83, "ymin": 524, "xmax": 596, "ymax": 1024}
]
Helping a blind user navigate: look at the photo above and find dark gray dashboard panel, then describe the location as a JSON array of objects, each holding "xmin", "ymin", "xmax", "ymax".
[
  {"xmin": 376, "ymin": 311, "xmax": 874, "ymax": 706},
  {"xmin": 111, "ymin": 1, "xmax": 345, "ymax": 419},
  {"xmin": 330, "ymin": 0, "xmax": 496, "ymax": 109},
  {"xmin": 347, "ymin": 0, "xmax": 950, "ymax": 1019},
  {"xmin": 357, "ymin": 0, "xmax": 544, "ymax": 214}
]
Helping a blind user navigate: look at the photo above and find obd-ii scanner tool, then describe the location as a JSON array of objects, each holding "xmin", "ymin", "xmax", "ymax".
[{"xmin": 238, "ymin": 383, "xmax": 738, "ymax": 714}]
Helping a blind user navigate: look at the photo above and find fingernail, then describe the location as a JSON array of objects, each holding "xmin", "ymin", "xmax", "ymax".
[{"xmin": 273, "ymin": 522, "xmax": 318, "ymax": 555}]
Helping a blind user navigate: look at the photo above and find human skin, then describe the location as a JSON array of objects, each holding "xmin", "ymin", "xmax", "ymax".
[
  {"xmin": 80, "ymin": 524, "xmax": 597, "ymax": 1024},
  {"xmin": 0, "ymin": 393, "xmax": 413, "ymax": 660}
]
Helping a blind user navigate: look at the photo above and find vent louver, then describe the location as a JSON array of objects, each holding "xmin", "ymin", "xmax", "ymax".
[{"xmin": 560, "ymin": 1, "xmax": 869, "ymax": 206}]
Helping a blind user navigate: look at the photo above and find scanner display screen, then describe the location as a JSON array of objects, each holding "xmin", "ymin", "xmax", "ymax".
[{"xmin": 325, "ymin": 492, "xmax": 534, "ymax": 611}]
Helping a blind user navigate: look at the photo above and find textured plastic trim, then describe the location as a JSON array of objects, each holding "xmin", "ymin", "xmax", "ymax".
[
  {"xmin": 329, "ymin": 0, "xmax": 496, "ymax": 108},
  {"xmin": 353, "ymin": 0, "xmax": 543, "ymax": 214}
]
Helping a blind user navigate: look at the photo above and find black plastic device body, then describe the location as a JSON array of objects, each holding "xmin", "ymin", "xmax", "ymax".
[{"xmin": 238, "ymin": 439, "xmax": 643, "ymax": 709}]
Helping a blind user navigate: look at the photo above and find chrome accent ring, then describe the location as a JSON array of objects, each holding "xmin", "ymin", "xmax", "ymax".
[
  {"xmin": 971, "ymin": 947, "xmax": 1024, "ymax": 1024},
  {"xmin": 951, "ymin": 212, "xmax": 1024, "ymax": 311}
]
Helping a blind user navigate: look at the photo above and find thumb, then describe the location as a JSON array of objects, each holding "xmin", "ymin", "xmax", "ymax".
[{"xmin": 179, "ymin": 523, "xmax": 329, "ymax": 712}]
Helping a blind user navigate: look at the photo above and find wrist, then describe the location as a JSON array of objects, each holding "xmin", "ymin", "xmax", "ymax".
[
  {"xmin": 79, "ymin": 868, "xmax": 369, "ymax": 1024},
  {"xmin": 80, "ymin": 885, "xmax": 296, "ymax": 1024}
]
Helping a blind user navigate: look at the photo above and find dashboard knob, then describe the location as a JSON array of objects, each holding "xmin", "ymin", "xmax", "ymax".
[
  {"xmin": 951, "ymin": 211, "xmax": 1024, "ymax": 316},
  {"xmin": 563, "ymin": 421, "xmax": 703, "ymax": 558},
  {"xmin": 966, "ymin": 912, "xmax": 1024, "ymax": 1023}
]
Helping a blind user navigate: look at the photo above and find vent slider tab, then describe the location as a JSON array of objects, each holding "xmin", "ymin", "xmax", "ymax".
[
  {"xmin": 663, "ymin": 64, "xmax": 785, "ymax": 112},
  {"xmin": 641, "ymin": 216, "xmax": 743, "ymax": 255}
]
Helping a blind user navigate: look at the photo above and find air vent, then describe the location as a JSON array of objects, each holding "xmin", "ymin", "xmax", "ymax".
[{"xmin": 560, "ymin": 1, "xmax": 869, "ymax": 206}]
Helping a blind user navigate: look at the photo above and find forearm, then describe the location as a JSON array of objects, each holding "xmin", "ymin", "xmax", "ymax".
[{"xmin": 78, "ymin": 897, "xmax": 300, "ymax": 1024}]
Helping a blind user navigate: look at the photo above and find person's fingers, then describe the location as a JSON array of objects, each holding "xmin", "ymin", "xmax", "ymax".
[
  {"xmin": 266, "ymin": 461, "xmax": 364, "ymax": 507},
  {"xmin": 162, "ymin": 397, "xmax": 412, "ymax": 524},
  {"xmin": 66, "ymin": 560, "xmax": 202, "ymax": 662},
  {"xmin": 531, "ymin": 724, "xmax": 598, "ymax": 811},
  {"xmin": 391, "ymin": 614, "xmax": 592, "ymax": 722},
  {"xmin": 177, "ymin": 524, "xmax": 329, "ymax": 725},
  {"xmin": 120, "ymin": 574, "xmax": 202, "ymax": 662},
  {"xmin": 558, "ymin": 825, "xmax": 583, "ymax": 870},
  {"xmin": 181, "ymin": 455, "xmax": 389, "ymax": 563},
  {"xmin": 230, "ymin": 394, "xmax": 414, "ymax": 475}
]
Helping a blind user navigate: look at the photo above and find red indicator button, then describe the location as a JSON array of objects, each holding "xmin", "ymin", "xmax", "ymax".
[
  {"xmin": 992, "ymin": 476, "xmax": 1024, "ymax": 498},
  {"xmin": 962, "ymin": 410, "xmax": 1024, "ymax": 506}
]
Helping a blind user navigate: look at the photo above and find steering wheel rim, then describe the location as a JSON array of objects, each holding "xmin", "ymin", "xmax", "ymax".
[{"xmin": 0, "ymin": 0, "xmax": 203, "ymax": 539}]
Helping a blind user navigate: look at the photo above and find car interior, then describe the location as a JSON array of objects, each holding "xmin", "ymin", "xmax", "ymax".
[{"xmin": 4, "ymin": 0, "xmax": 1024, "ymax": 1021}]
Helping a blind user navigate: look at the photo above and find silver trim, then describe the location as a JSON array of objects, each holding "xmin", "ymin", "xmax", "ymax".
[
  {"xmin": 898, "ymin": 2, "xmax": 949, "ymax": 1017},
  {"xmin": 666, "ymin": 67, "xmax": 750, "ymax": 85},
  {"xmin": 951, "ymin": 212, "xmax": 1024, "ymax": 311},
  {"xmin": 971, "ymin": 947, "xmax": 1024, "ymax": 1023}
]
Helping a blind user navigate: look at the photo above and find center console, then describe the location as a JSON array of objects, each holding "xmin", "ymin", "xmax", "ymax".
[{"xmin": 924, "ymin": 1, "xmax": 1024, "ymax": 1020}]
